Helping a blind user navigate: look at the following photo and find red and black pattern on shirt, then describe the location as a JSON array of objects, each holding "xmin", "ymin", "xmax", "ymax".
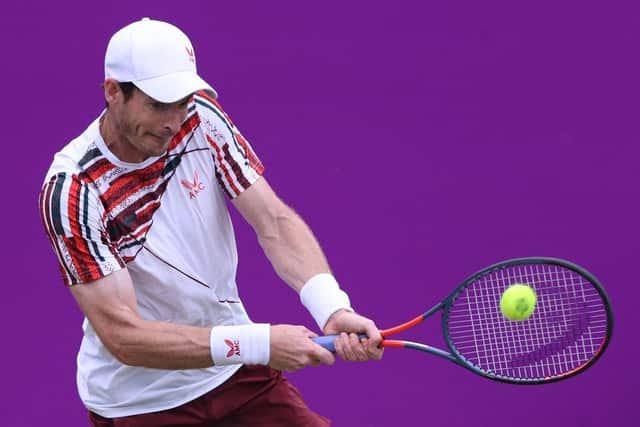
[
  {"xmin": 194, "ymin": 91, "xmax": 264, "ymax": 198},
  {"xmin": 39, "ymin": 173, "xmax": 125, "ymax": 285},
  {"xmin": 96, "ymin": 113, "xmax": 202, "ymax": 261},
  {"xmin": 39, "ymin": 112, "xmax": 201, "ymax": 285}
]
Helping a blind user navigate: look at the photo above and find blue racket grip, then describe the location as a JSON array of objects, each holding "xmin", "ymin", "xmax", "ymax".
[{"xmin": 312, "ymin": 333, "xmax": 368, "ymax": 353}]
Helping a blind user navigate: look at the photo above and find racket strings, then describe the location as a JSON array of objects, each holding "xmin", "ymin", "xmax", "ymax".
[{"xmin": 446, "ymin": 263, "xmax": 609, "ymax": 381}]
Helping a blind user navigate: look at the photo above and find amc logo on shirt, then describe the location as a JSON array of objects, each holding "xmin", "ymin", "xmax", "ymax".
[{"xmin": 180, "ymin": 170, "xmax": 205, "ymax": 200}]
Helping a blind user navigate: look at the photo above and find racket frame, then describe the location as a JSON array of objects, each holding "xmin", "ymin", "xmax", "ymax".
[{"xmin": 384, "ymin": 257, "xmax": 614, "ymax": 384}]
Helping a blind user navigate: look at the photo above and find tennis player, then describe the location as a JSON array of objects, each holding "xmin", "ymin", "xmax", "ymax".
[{"xmin": 39, "ymin": 18, "xmax": 383, "ymax": 426}]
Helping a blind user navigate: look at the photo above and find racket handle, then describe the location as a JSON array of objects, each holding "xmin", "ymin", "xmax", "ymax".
[{"xmin": 312, "ymin": 333, "xmax": 368, "ymax": 353}]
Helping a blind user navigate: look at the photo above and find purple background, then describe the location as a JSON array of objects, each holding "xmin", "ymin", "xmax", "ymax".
[{"xmin": 3, "ymin": 0, "xmax": 637, "ymax": 425}]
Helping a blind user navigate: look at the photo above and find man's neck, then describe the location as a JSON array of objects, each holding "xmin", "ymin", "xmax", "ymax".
[
  {"xmin": 99, "ymin": 112, "xmax": 116, "ymax": 150},
  {"xmin": 99, "ymin": 112, "xmax": 144, "ymax": 163}
]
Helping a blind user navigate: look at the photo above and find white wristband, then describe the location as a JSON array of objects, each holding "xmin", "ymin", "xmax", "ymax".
[
  {"xmin": 300, "ymin": 273, "xmax": 353, "ymax": 330},
  {"xmin": 210, "ymin": 323, "xmax": 271, "ymax": 366}
]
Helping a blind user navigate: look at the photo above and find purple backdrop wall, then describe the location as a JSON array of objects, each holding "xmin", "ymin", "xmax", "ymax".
[{"xmin": 3, "ymin": 0, "xmax": 637, "ymax": 425}]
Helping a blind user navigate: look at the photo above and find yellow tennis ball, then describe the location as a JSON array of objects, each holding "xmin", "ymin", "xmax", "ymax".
[{"xmin": 500, "ymin": 284, "xmax": 537, "ymax": 321}]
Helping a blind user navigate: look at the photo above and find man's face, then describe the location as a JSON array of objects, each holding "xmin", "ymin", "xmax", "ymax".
[{"xmin": 108, "ymin": 84, "xmax": 190, "ymax": 162}]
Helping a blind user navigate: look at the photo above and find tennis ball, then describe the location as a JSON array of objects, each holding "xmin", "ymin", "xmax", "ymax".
[{"xmin": 500, "ymin": 284, "xmax": 536, "ymax": 321}]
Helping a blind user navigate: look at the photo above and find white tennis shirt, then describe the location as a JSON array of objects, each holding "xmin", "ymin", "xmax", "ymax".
[{"xmin": 39, "ymin": 92, "xmax": 264, "ymax": 417}]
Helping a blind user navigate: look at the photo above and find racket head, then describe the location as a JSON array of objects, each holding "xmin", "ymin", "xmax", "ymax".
[{"xmin": 442, "ymin": 257, "xmax": 613, "ymax": 384}]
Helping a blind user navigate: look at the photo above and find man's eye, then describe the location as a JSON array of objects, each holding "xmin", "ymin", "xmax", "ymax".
[{"xmin": 152, "ymin": 102, "xmax": 170, "ymax": 111}]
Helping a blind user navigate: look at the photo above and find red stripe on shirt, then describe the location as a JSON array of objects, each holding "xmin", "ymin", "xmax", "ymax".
[
  {"xmin": 62, "ymin": 236, "xmax": 103, "ymax": 284},
  {"xmin": 101, "ymin": 114, "xmax": 199, "ymax": 213},
  {"xmin": 66, "ymin": 178, "xmax": 95, "ymax": 282},
  {"xmin": 136, "ymin": 201, "xmax": 160, "ymax": 225},
  {"xmin": 206, "ymin": 134, "xmax": 241, "ymax": 197},
  {"xmin": 117, "ymin": 223, "xmax": 152, "ymax": 248},
  {"xmin": 101, "ymin": 161, "xmax": 165, "ymax": 214},
  {"xmin": 222, "ymin": 144, "xmax": 251, "ymax": 190},
  {"xmin": 112, "ymin": 201, "xmax": 158, "ymax": 247},
  {"xmin": 168, "ymin": 113, "xmax": 201, "ymax": 151},
  {"xmin": 106, "ymin": 180, "xmax": 168, "ymax": 243},
  {"xmin": 195, "ymin": 91, "xmax": 238, "ymax": 128},
  {"xmin": 196, "ymin": 90, "xmax": 218, "ymax": 108},
  {"xmin": 235, "ymin": 132, "xmax": 264, "ymax": 175},
  {"xmin": 214, "ymin": 169, "xmax": 233, "ymax": 199},
  {"xmin": 84, "ymin": 158, "xmax": 116, "ymax": 182}
]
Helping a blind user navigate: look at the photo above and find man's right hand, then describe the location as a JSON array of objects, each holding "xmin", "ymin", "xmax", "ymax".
[{"xmin": 268, "ymin": 325, "xmax": 335, "ymax": 372}]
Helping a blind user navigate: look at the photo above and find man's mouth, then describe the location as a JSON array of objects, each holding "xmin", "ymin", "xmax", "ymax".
[{"xmin": 148, "ymin": 133, "xmax": 172, "ymax": 144}]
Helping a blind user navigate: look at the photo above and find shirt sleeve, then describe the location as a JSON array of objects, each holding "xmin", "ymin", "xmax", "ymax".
[
  {"xmin": 193, "ymin": 91, "xmax": 265, "ymax": 198},
  {"xmin": 39, "ymin": 172, "xmax": 125, "ymax": 286}
]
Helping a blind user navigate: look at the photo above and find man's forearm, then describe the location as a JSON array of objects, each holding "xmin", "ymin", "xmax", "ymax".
[
  {"xmin": 256, "ymin": 207, "xmax": 331, "ymax": 292},
  {"xmin": 108, "ymin": 318, "xmax": 214, "ymax": 369},
  {"xmin": 230, "ymin": 178, "xmax": 351, "ymax": 326}
]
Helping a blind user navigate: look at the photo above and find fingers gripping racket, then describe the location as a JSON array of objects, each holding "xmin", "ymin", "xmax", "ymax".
[{"xmin": 313, "ymin": 258, "xmax": 613, "ymax": 384}]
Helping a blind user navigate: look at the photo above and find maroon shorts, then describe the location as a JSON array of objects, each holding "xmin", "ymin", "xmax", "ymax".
[{"xmin": 88, "ymin": 365, "xmax": 330, "ymax": 427}]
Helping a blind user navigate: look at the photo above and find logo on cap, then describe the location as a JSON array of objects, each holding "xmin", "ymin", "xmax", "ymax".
[{"xmin": 185, "ymin": 46, "xmax": 195, "ymax": 64}]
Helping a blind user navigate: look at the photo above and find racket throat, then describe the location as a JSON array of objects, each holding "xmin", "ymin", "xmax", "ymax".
[
  {"xmin": 381, "ymin": 303, "xmax": 443, "ymax": 337},
  {"xmin": 385, "ymin": 339, "xmax": 458, "ymax": 362}
]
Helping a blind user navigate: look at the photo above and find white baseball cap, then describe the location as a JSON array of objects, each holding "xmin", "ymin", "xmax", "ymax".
[{"xmin": 105, "ymin": 18, "xmax": 217, "ymax": 103}]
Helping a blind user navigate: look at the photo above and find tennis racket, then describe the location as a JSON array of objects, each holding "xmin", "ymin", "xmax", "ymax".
[{"xmin": 313, "ymin": 257, "xmax": 613, "ymax": 384}]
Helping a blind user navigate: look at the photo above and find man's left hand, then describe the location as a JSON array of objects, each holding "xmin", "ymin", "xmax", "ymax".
[{"xmin": 322, "ymin": 310, "xmax": 384, "ymax": 362}]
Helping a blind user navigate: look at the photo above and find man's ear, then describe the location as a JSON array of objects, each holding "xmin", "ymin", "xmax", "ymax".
[{"xmin": 103, "ymin": 79, "xmax": 120, "ymax": 107}]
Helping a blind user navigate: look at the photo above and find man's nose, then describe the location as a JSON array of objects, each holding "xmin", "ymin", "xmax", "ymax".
[{"xmin": 163, "ymin": 108, "xmax": 185, "ymax": 135}]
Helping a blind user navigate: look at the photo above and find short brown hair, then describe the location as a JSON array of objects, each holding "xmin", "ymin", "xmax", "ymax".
[
  {"xmin": 104, "ymin": 81, "xmax": 137, "ymax": 107},
  {"xmin": 118, "ymin": 82, "xmax": 137, "ymax": 101}
]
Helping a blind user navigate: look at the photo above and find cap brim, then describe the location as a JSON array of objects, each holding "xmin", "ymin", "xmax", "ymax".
[{"xmin": 133, "ymin": 71, "xmax": 217, "ymax": 103}]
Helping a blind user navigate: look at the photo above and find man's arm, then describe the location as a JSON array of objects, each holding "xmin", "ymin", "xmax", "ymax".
[
  {"xmin": 231, "ymin": 177, "xmax": 383, "ymax": 361},
  {"xmin": 70, "ymin": 268, "xmax": 213, "ymax": 369},
  {"xmin": 231, "ymin": 178, "xmax": 330, "ymax": 291},
  {"xmin": 71, "ymin": 267, "xmax": 335, "ymax": 371}
]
